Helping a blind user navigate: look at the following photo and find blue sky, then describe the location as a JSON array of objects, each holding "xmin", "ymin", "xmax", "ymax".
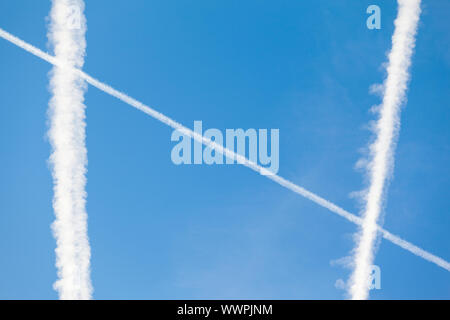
[{"xmin": 0, "ymin": 0, "xmax": 449, "ymax": 299}]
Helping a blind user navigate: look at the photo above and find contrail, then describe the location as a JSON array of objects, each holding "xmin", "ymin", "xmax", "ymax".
[
  {"xmin": 0, "ymin": 26, "xmax": 448, "ymax": 276},
  {"xmin": 47, "ymin": 0, "xmax": 92, "ymax": 299},
  {"xmin": 349, "ymin": 0, "xmax": 422, "ymax": 300}
]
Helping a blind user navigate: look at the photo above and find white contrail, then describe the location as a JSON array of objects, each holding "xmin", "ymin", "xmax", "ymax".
[
  {"xmin": 47, "ymin": 0, "xmax": 92, "ymax": 299},
  {"xmin": 349, "ymin": 0, "xmax": 422, "ymax": 300},
  {"xmin": 1, "ymin": 26, "xmax": 448, "ymax": 275}
]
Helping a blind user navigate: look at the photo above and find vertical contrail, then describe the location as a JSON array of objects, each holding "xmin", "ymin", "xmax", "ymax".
[
  {"xmin": 350, "ymin": 0, "xmax": 422, "ymax": 300},
  {"xmin": 47, "ymin": 0, "xmax": 92, "ymax": 299}
]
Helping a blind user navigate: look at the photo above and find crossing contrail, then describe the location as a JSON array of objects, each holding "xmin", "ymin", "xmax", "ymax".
[
  {"xmin": 349, "ymin": 0, "xmax": 422, "ymax": 300},
  {"xmin": 0, "ymin": 25, "xmax": 448, "ymax": 278},
  {"xmin": 47, "ymin": 0, "xmax": 92, "ymax": 299}
]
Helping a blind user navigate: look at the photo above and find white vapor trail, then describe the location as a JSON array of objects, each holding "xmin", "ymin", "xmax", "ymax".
[
  {"xmin": 349, "ymin": 0, "xmax": 422, "ymax": 300},
  {"xmin": 47, "ymin": 0, "xmax": 92, "ymax": 299},
  {"xmin": 1, "ymin": 25, "xmax": 449, "ymax": 278}
]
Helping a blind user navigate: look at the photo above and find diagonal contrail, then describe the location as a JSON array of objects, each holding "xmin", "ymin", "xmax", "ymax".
[
  {"xmin": 349, "ymin": 0, "xmax": 422, "ymax": 300},
  {"xmin": 47, "ymin": 0, "xmax": 92, "ymax": 299},
  {"xmin": 0, "ymin": 27, "xmax": 448, "ymax": 275}
]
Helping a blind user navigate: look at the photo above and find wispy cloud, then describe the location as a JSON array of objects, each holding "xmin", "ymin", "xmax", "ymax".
[
  {"xmin": 349, "ymin": 0, "xmax": 422, "ymax": 300},
  {"xmin": 47, "ymin": 0, "xmax": 92, "ymax": 299}
]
